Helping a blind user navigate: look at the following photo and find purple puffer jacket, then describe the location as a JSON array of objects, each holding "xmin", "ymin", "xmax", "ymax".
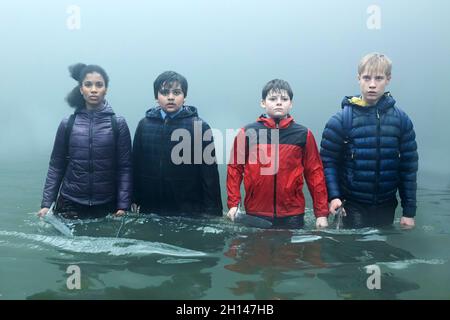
[{"xmin": 41, "ymin": 101, "xmax": 132, "ymax": 210}]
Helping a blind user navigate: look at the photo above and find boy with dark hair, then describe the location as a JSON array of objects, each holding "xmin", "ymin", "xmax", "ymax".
[
  {"xmin": 132, "ymin": 71, "xmax": 223, "ymax": 216},
  {"xmin": 320, "ymin": 53, "xmax": 418, "ymax": 228},
  {"xmin": 227, "ymin": 79, "xmax": 329, "ymax": 229}
]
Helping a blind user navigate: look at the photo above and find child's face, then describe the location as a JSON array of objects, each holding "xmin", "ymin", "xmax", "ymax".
[
  {"xmin": 358, "ymin": 69, "xmax": 391, "ymax": 105},
  {"xmin": 260, "ymin": 89, "xmax": 292, "ymax": 119},
  {"xmin": 157, "ymin": 82, "xmax": 185, "ymax": 113},
  {"xmin": 79, "ymin": 72, "xmax": 107, "ymax": 108}
]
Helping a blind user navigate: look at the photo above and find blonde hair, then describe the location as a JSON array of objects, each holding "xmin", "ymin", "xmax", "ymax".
[{"xmin": 358, "ymin": 53, "xmax": 392, "ymax": 77}]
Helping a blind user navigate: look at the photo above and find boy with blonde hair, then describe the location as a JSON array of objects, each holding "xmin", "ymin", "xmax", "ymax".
[{"xmin": 320, "ymin": 53, "xmax": 418, "ymax": 228}]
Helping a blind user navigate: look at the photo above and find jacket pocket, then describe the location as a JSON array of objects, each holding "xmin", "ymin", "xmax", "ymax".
[{"xmin": 283, "ymin": 178, "xmax": 302, "ymax": 209}]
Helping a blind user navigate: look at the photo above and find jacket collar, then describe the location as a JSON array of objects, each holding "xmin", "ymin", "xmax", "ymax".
[
  {"xmin": 257, "ymin": 114, "xmax": 294, "ymax": 129},
  {"xmin": 74, "ymin": 100, "xmax": 115, "ymax": 115},
  {"xmin": 341, "ymin": 92, "xmax": 396, "ymax": 112},
  {"xmin": 146, "ymin": 105, "xmax": 199, "ymax": 120}
]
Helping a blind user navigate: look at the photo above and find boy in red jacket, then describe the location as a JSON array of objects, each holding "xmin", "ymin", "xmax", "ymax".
[{"xmin": 227, "ymin": 79, "xmax": 329, "ymax": 229}]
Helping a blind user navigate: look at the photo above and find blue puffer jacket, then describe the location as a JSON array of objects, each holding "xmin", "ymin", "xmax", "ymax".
[
  {"xmin": 320, "ymin": 93, "xmax": 418, "ymax": 217},
  {"xmin": 41, "ymin": 101, "xmax": 133, "ymax": 210}
]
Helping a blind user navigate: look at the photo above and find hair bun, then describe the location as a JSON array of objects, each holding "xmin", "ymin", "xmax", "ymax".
[{"xmin": 68, "ymin": 63, "xmax": 87, "ymax": 81}]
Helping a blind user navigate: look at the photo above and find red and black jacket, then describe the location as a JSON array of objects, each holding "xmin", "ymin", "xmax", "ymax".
[{"xmin": 227, "ymin": 115, "xmax": 329, "ymax": 218}]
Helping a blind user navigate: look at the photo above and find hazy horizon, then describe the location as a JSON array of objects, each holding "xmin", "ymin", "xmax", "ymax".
[{"xmin": 1, "ymin": 0, "xmax": 449, "ymax": 178}]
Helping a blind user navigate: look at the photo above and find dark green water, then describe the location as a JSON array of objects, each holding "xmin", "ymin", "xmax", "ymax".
[{"xmin": 1, "ymin": 158, "xmax": 449, "ymax": 300}]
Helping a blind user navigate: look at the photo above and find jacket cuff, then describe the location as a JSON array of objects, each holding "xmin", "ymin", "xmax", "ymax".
[
  {"xmin": 227, "ymin": 201, "xmax": 240, "ymax": 210},
  {"xmin": 117, "ymin": 202, "xmax": 131, "ymax": 211},
  {"xmin": 402, "ymin": 206, "xmax": 416, "ymax": 218},
  {"xmin": 328, "ymin": 196, "xmax": 342, "ymax": 202},
  {"xmin": 41, "ymin": 201, "xmax": 52, "ymax": 209},
  {"xmin": 314, "ymin": 211, "xmax": 330, "ymax": 218}
]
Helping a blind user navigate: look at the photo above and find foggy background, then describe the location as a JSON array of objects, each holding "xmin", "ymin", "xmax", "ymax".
[{"xmin": 1, "ymin": 0, "xmax": 449, "ymax": 187}]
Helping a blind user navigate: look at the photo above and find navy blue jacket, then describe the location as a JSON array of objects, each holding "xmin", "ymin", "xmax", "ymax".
[
  {"xmin": 41, "ymin": 101, "xmax": 133, "ymax": 210},
  {"xmin": 320, "ymin": 93, "xmax": 418, "ymax": 217},
  {"xmin": 133, "ymin": 105, "xmax": 223, "ymax": 216}
]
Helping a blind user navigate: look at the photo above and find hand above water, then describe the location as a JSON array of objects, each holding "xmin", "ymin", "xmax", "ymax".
[
  {"xmin": 329, "ymin": 198, "xmax": 346, "ymax": 215},
  {"xmin": 37, "ymin": 207, "xmax": 49, "ymax": 218},
  {"xmin": 400, "ymin": 216, "xmax": 415, "ymax": 229},
  {"xmin": 227, "ymin": 207, "xmax": 238, "ymax": 221},
  {"xmin": 113, "ymin": 209, "xmax": 126, "ymax": 217},
  {"xmin": 316, "ymin": 216, "xmax": 329, "ymax": 229}
]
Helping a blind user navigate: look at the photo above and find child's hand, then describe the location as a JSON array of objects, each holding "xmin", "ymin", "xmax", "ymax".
[
  {"xmin": 227, "ymin": 207, "xmax": 238, "ymax": 221},
  {"xmin": 113, "ymin": 209, "xmax": 126, "ymax": 217},
  {"xmin": 329, "ymin": 199, "xmax": 344, "ymax": 215},
  {"xmin": 37, "ymin": 208, "xmax": 49, "ymax": 218},
  {"xmin": 400, "ymin": 216, "xmax": 415, "ymax": 229},
  {"xmin": 316, "ymin": 217, "xmax": 328, "ymax": 229}
]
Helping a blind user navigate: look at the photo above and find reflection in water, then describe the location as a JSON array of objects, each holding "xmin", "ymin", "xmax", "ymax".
[
  {"xmin": 24, "ymin": 215, "xmax": 226, "ymax": 300},
  {"xmin": 224, "ymin": 230, "xmax": 327, "ymax": 299},
  {"xmin": 317, "ymin": 229, "xmax": 420, "ymax": 299},
  {"xmin": 2, "ymin": 206, "xmax": 447, "ymax": 299},
  {"xmin": 224, "ymin": 228, "xmax": 423, "ymax": 299},
  {"xmin": 27, "ymin": 255, "xmax": 218, "ymax": 299}
]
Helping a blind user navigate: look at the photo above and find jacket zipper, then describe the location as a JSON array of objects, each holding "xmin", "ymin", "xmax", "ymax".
[
  {"xmin": 89, "ymin": 113, "xmax": 94, "ymax": 206},
  {"xmin": 273, "ymin": 121, "xmax": 279, "ymax": 218},
  {"xmin": 160, "ymin": 117, "xmax": 169, "ymax": 203},
  {"xmin": 375, "ymin": 108, "xmax": 381, "ymax": 204}
]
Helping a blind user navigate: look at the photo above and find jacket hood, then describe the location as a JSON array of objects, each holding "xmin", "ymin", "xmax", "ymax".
[
  {"xmin": 74, "ymin": 100, "xmax": 115, "ymax": 116},
  {"xmin": 257, "ymin": 114, "xmax": 294, "ymax": 129},
  {"xmin": 341, "ymin": 92, "xmax": 396, "ymax": 111},
  {"xmin": 145, "ymin": 105, "xmax": 199, "ymax": 120}
]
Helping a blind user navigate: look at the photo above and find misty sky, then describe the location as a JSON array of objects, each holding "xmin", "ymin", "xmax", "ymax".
[{"xmin": 0, "ymin": 0, "xmax": 449, "ymax": 177}]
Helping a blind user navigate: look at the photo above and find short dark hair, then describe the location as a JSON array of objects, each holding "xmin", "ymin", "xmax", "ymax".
[
  {"xmin": 153, "ymin": 71, "xmax": 188, "ymax": 99},
  {"xmin": 66, "ymin": 63, "xmax": 109, "ymax": 109},
  {"xmin": 261, "ymin": 79, "xmax": 293, "ymax": 100}
]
